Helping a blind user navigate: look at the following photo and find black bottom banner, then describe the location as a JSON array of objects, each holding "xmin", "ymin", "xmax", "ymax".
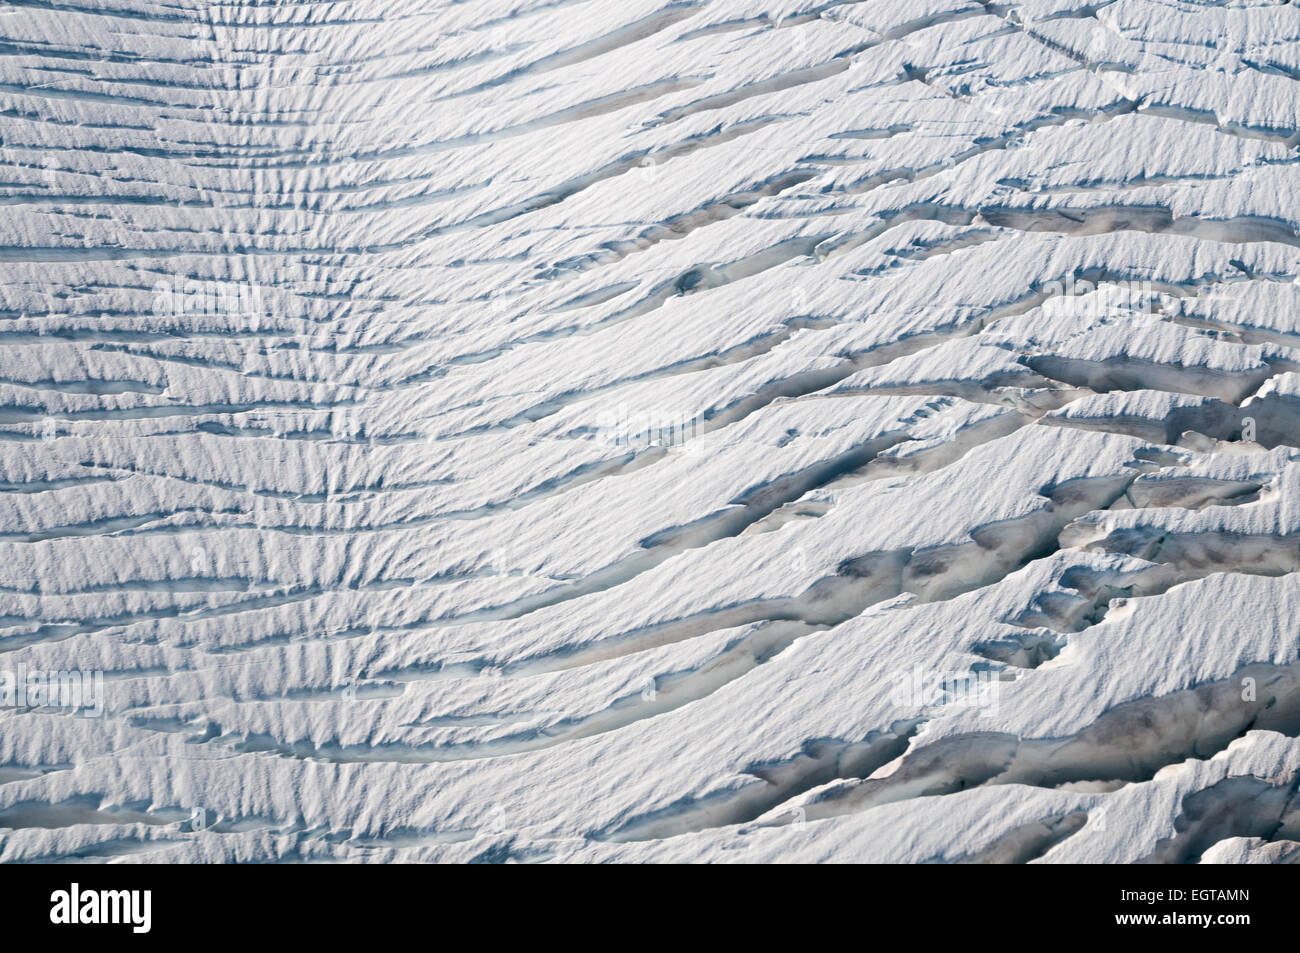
[{"xmin": 0, "ymin": 862, "xmax": 1274, "ymax": 942}]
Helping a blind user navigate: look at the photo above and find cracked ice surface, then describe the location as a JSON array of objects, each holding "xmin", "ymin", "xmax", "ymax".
[{"xmin": 1, "ymin": 0, "xmax": 1299, "ymax": 863}]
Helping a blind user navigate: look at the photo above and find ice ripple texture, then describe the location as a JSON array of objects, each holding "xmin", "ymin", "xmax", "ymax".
[{"xmin": 2, "ymin": 0, "xmax": 1300, "ymax": 863}]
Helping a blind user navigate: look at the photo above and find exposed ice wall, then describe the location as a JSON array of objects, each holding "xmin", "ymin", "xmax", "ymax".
[{"xmin": 1, "ymin": 0, "xmax": 1300, "ymax": 862}]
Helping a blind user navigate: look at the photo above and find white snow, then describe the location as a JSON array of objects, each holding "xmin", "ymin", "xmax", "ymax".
[{"xmin": 1, "ymin": 0, "xmax": 1299, "ymax": 863}]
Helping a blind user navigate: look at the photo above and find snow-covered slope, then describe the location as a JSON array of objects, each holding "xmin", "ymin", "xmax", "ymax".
[{"xmin": 1, "ymin": 0, "xmax": 1299, "ymax": 863}]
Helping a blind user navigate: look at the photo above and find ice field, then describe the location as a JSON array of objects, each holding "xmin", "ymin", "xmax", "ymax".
[{"xmin": 1, "ymin": 0, "xmax": 1300, "ymax": 862}]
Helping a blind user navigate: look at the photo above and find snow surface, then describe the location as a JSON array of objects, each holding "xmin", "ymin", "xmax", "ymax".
[{"xmin": 1, "ymin": 0, "xmax": 1299, "ymax": 863}]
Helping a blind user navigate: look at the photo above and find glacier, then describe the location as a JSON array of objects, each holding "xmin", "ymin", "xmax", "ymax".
[{"xmin": 0, "ymin": 0, "xmax": 1299, "ymax": 863}]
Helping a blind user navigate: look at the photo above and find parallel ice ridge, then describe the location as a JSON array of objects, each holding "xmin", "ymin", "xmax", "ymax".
[{"xmin": 0, "ymin": 0, "xmax": 1298, "ymax": 863}]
